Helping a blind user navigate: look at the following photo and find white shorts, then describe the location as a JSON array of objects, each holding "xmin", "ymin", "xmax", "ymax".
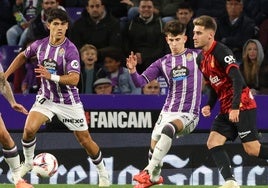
[
  {"xmin": 30, "ymin": 95, "xmax": 88, "ymax": 131},
  {"xmin": 151, "ymin": 111, "xmax": 199, "ymax": 141}
]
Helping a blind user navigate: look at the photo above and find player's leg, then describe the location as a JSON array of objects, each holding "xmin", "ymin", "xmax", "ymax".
[
  {"xmin": 0, "ymin": 116, "xmax": 33, "ymax": 187},
  {"xmin": 21, "ymin": 111, "xmax": 49, "ymax": 177},
  {"xmin": 208, "ymin": 114, "xmax": 239, "ymax": 188},
  {"xmin": 57, "ymin": 103, "xmax": 110, "ymax": 187},
  {"xmin": 74, "ymin": 130, "xmax": 110, "ymax": 187},
  {"xmin": 238, "ymin": 109, "xmax": 268, "ymax": 159}
]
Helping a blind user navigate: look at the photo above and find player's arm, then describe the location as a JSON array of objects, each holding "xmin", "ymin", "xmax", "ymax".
[
  {"xmin": 205, "ymin": 83, "xmax": 218, "ymax": 110},
  {"xmin": 126, "ymin": 51, "xmax": 147, "ymax": 87},
  {"xmin": 4, "ymin": 52, "xmax": 27, "ymax": 79},
  {"xmin": 228, "ymin": 67, "xmax": 245, "ymax": 109},
  {"xmin": 34, "ymin": 64, "xmax": 79, "ymax": 86},
  {"xmin": 0, "ymin": 72, "xmax": 28, "ymax": 115}
]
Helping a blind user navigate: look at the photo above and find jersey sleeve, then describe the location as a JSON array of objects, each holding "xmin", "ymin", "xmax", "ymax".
[
  {"xmin": 24, "ymin": 40, "xmax": 39, "ymax": 58},
  {"xmin": 214, "ymin": 42, "xmax": 239, "ymax": 74},
  {"xmin": 142, "ymin": 58, "xmax": 162, "ymax": 81},
  {"xmin": 65, "ymin": 44, "xmax": 80, "ymax": 74}
]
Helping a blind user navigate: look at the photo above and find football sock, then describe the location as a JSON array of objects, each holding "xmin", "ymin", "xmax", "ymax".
[
  {"xmin": 91, "ymin": 150, "xmax": 105, "ymax": 171},
  {"xmin": 146, "ymin": 123, "xmax": 176, "ymax": 179},
  {"xmin": 21, "ymin": 137, "xmax": 36, "ymax": 165},
  {"xmin": 258, "ymin": 145, "xmax": 268, "ymax": 159},
  {"xmin": 148, "ymin": 147, "xmax": 153, "ymax": 162},
  {"xmin": 3, "ymin": 146, "xmax": 21, "ymax": 184},
  {"xmin": 210, "ymin": 145, "xmax": 235, "ymax": 181}
]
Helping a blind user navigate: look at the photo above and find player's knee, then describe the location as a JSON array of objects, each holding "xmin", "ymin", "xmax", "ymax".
[
  {"xmin": 243, "ymin": 144, "xmax": 259, "ymax": 157},
  {"xmin": 161, "ymin": 123, "xmax": 177, "ymax": 138},
  {"xmin": 207, "ymin": 139, "xmax": 218, "ymax": 150}
]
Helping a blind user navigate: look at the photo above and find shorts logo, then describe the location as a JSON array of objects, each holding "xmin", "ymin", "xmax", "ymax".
[{"xmin": 238, "ymin": 131, "xmax": 251, "ymax": 139}]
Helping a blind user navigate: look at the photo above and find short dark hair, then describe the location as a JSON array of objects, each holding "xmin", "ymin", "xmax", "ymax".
[
  {"xmin": 177, "ymin": 1, "xmax": 193, "ymax": 11},
  {"xmin": 164, "ymin": 20, "xmax": 186, "ymax": 36},
  {"xmin": 193, "ymin": 15, "xmax": 217, "ymax": 32},
  {"xmin": 47, "ymin": 9, "xmax": 70, "ymax": 24}
]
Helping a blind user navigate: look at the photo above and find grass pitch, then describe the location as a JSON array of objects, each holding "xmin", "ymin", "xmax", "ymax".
[{"xmin": 0, "ymin": 185, "xmax": 267, "ymax": 188}]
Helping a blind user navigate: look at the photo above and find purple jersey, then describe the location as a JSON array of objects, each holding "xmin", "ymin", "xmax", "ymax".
[
  {"xmin": 132, "ymin": 49, "xmax": 202, "ymax": 115},
  {"xmin": 24, "ymin": 37, "xmax": 81, "ymax": 105}
]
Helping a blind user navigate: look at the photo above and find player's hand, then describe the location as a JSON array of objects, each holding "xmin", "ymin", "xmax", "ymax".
[
  {"xmin": 229, "ymin": 109, "xmax": 239, "ymax": 123},
  {"xmin": 35, "ymin": 64, "xmax": 51, "ymax": 80},
  {"xmin": 201, "ymin": 105, "xmax": 211, "ymax": 117},
  {"xmin": 126, "ymin": 51, "xmax": 137, "ymax": 73},
  {"xmin": 11, "ymin": 103, "xmax": 28, "ymax": 115}
]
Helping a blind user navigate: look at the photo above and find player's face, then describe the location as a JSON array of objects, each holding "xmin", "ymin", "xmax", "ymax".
[
  {"xmin": 139, "ymin": 0, "xmax": 154, "ymax": 19},
  {"xmin": 48, "ymin": 19, "xmax": 68, "ymax": 42},
  {"xmin": 166, "ymin": 34, "xmax": 187, "ymax": 55},
  {"xmin": 176, "ymin": 9, "xmax": 193, "ymax": 25},
  {"xmin": 193, "ymin": 25, "xmax": 214, "ymax": 50},
  {"xmin": 87, "ymin": 0, "xmax": 105, "ymax": 20},
  {"xmin": 246, "ymin": 42, "xmax": 258, "ymax": 61},
  {"xmin": 81, "ymin": 49, "xmax": 97, "ymax": 67},
  {"xmin": 143, "ymin": 80, "xmax": 160, "ymax": 95}
]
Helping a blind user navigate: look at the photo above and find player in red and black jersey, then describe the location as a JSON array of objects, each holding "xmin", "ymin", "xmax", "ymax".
[{"xmin": 193, "ymin": 15, "xmax": 268, "ymax": 188}]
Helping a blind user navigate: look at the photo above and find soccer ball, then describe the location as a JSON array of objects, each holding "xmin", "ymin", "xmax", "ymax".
[{"xmin": 32, "ymin": 153, "xmax": 58, "ymax": 178}]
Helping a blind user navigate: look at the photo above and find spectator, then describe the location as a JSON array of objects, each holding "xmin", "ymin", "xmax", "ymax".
[
  {"xmin": 258, "ymin": 19, "xmax": 268, "ymax": 53},
  {"xmin": 70, "ymin": 0, "xmax": 122, "ymax": 51},
  {"xmin": 6, "ymin": 0, "xmax": 40, "ymax": 46},
  {"xmin": 142, "ymin": 79, "xmax": 160, "ymax": 95},
  {"xmin": 161, "ymin": 0, "xmax": 183, "ymax": 20},
  {"xmin": 122, "ymin": 0, "xmax": 167, "ymax": 73},
  {"xmin": 0, "ymin": 0, "xmax": 15, "ymax": 45},
  {"xmin": 102, "ymin": 47, "xmax": 141, "ymax": 94},
  {"xmin": 194, "ymin": 0, "xmax": 225, "ymax": 19},
  {"xmin": 21, "ymin": 56, "xmax": 39, "ymax": 94},
  {"xmin": 93, "ymin": 77, "xmax": 113, "ymax": 94},
  {"xmin": 243, "ymin": 0, "xmax": 268, "ymax": 26},
  {"xmin": 240, "ymin": 39, "xmax": 264, "ymax": 95},
  {"xmin": 175, "ymin": 1, "xmax": 195, "ymax": 48},
  {"xmin": 215, "ymin": 0, "xmax": 256, "ymax": 63},
  {"xmin": 24, "ymin": 0, "xmax": 64, "ymax": 46},
  {"xmin": 79, "ymin": 44, "xmax": 103, "ymax": 93}
]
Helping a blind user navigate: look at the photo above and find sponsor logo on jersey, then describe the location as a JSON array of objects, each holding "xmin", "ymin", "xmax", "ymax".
[
  {"xmin": 42, "ymin": 58, "xmax": 57, "ymax": 74},
  {"xmin": 171, "ymin": 65, "xmax": 189, "ymax": 81},
  {"xmin": 209, "ymin": 75, "xmax": 221, "ymax": 85},
  {"xmin": 224, "ymin": 55, "xmax": 236, "ymax": 64}
]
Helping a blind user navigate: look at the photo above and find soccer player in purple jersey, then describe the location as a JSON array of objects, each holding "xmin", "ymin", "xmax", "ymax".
[
  {"xmin": 4, "ymin": 9, "xmax": 110, "ymax": 187},
  {"xmin": 0, "ymin": 64, "xmax": 33, "ymax": 188},
  {"xmin": 126, "ymin": 20, "xmax": 202, "ymax": 188},
  {"xmin": 193, "ymin": 15, "xmax": 268, "ymax": 188}
]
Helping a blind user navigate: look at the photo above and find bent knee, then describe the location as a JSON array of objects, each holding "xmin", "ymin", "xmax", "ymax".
[{"xmin": 243, "ymin": 143, "xmax": 260, "ymax": 157}]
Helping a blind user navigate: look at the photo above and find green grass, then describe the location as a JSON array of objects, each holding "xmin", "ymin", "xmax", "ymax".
[{"xmin": 0, "ymin": 185, "xmax": 267, "ymax": 188}]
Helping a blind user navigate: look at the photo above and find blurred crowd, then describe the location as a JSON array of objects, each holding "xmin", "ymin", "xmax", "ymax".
[{"xmin": 0, "ymin": 0, "xmax": 268, "ymax": 95}]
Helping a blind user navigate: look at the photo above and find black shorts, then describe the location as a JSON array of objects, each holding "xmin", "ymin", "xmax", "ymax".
[{"xmin": 211, "ymin": 109, "xmax": 259, "ymax": 142}]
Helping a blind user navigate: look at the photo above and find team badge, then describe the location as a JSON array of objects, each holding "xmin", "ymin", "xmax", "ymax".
[
  {"xmin": 58, "ymin": 48, "xmax": 65, "ymax": 57},
  {"xmin": 171, "ymin": 65, "xmax": 189, "ymax": 81},
  {"xmin": 186, "ymin": 53, "xmax": 193, "ymax": 61},
  {"xmin": 71, "ymin": 61, "xmax": 79, "ymax": 69}
]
